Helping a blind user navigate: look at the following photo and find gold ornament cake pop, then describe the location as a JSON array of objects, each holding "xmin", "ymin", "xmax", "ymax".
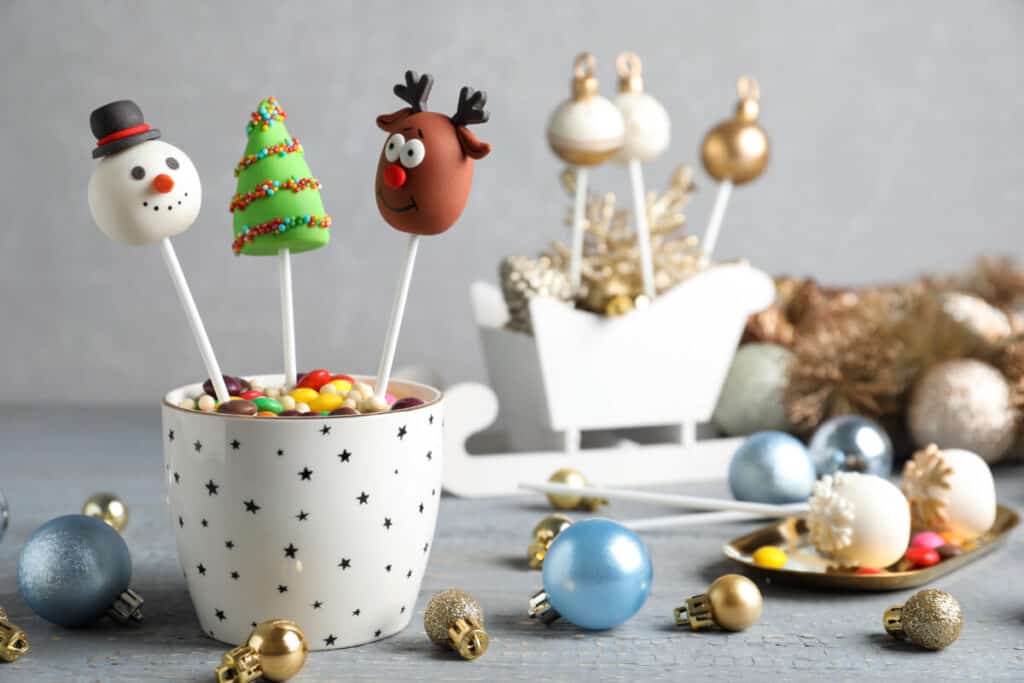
[
  {"xmin": 547, "ymin": 53, "xmax": 625, "ymax": 165},
  {"xmin": 701, "ymin": 76, "xmax": 769, "ymax": 185}
]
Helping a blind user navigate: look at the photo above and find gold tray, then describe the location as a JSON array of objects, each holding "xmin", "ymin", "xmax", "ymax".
[{"xmin": 723, "ymin": 504, "xmax": 1019, "ymax": 591}]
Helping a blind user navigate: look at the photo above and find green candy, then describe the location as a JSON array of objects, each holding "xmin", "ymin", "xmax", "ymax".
[
  {"xmin": 252, "ymin": 396, "xmax": 283, "ymax": 414},
  {"xmin": 231, "ymin": 97, "xmax": 330, "ymax": 256}
]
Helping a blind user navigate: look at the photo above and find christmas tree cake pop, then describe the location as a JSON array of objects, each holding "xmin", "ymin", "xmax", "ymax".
[{"xmin": 231, "ymin": 97, "xmax": 331, "ymax": 255}]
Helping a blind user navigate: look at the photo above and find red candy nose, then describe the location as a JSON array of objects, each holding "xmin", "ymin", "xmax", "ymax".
[
  {"xmin": 382, "ymin": 163, "xmax": 407, "ymax": 188},
  {"xmin": 152, "ymin": 174, "xmax": 175, "ymax": 193}
]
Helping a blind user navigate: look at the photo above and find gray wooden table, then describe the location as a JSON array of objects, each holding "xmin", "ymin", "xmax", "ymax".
[{"xmin": 1, "ymin": 405, "xmax": 1022, "ymax": 681}]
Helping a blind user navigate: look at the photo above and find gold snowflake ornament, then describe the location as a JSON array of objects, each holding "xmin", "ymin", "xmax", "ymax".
[
  {"xmin": 807, "ymin": 474, "xmax": 855, "ymax": 556},
  {"xmin": 901, "ymin": 444, "xmax": 953, "ymax": 529}
]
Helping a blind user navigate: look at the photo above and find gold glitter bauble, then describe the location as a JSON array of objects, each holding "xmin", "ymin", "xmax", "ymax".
[
  {"xmin": 423, "ymin": 589, "xmax": 489, "ymax": 660},
  {"xmin": 884, "ymin": 589, "xmax": 963, "ymax": 650},
  {"xmin": 701, "ymin": 76, "xmax": 769, "ymax": 185},
  {"xmin": 246, "ymin": 619, "xmax": 308, "ymax": 681},
  {"xmin": 82, "ymin": 492, "xmax": 128, "ymax": 532}
]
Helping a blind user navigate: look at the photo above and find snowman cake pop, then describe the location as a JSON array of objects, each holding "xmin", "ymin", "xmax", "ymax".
[{"xmin": 87, "ymin": 100, "xmax": 228, "ymax": 403}]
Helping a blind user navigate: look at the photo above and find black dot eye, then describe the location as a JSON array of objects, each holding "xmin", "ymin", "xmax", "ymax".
[
  {"xmin": 131, "ymin": 166, "xmax": 146, "ymax": 180},
  {"xmin": 166, "ymin": 157, "xmax": 180, "ymax": 170}
]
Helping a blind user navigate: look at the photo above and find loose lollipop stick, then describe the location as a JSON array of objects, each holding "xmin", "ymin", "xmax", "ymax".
[
  {"xmin": 623, "ymin": 510, "xmax": 771, "ymax": 531},
  {"xmin": 628, "ymin": 160, "xmax": 656, "ymax": 298},
  {"xmin": 519, "ymin": 481, "xmax": 808, "ymax": 517},
  {"xmin": 568, "ymin": 166, "xmax": 588, "ymax": 291},
  {"xmin": 159, "ymin": 238, "xmax": 229, "ymax": 403},
  {"xmin": 701, "ymin": 179, "xmax": 732, "ymax": 264},
  {"xmin": 374, "ymin": 234, "xmax": 421, "ymax": 399},
  {"xmin": 278, "ymin": 247, "xmax": 297, "ymax": 388}
]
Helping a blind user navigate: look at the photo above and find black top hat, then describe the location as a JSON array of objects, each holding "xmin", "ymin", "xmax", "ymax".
[{"xmin": 90, "ymin": 100, "xmax": 161, "ymax": 159}]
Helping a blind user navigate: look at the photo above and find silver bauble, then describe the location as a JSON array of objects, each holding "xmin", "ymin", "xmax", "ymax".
[{"xmin": 808, "ymin": 415, "xmax": 894, "ymax": 477}]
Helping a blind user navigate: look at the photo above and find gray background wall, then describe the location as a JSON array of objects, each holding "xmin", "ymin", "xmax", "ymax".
[{"xmin": 2, "ymin": 1, "xmax": 1022, "ymax": 403}]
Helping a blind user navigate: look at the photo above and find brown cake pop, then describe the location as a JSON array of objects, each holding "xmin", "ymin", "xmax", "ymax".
[{"xmin": 375, "ymin": 71, "xmax": 491, "ymax": 236}]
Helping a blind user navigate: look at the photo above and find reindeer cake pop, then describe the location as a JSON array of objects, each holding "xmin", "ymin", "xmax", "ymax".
[
  {"xmin": 87, "ymin": 100, "xmax": 229, "ymax": 403},
  {"xmin": 367, "ymin": 71, "xmax": 491, "ymax": 410}
]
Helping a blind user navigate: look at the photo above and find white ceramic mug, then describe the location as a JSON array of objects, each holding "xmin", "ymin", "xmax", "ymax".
[{"xmin": 161, "ymin": 375, "xmax": 443, "ymax": 650}]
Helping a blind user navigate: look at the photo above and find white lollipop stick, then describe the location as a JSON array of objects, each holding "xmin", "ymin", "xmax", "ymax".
[
  {"xmin": 159, "ymin": 238, "xmax": 229, "ymax": 404},
  {"xmin": 701, "ymin": 179, "xmax": 733, "ymax": 265},
  {"xmin": 518, "ymin": 481, "xmax": 808, "ymax": 517},
  {"xmin": 374, "ymin": 234, "xmax": 420, "ymax": 399},
  {"xmin": 627, "ymin": 160, "xmax": 656, "ymax": 299},
  {"xmin": 278, "ymin": 248, "xmax": 297, "ymax": 388},
  {"xmin": 568, "ymin": 166, "xmax": 588, "ymax": 291},
  {"xmin": 623, "ymin": 510, "xmax": 773, "ymax": 531}
]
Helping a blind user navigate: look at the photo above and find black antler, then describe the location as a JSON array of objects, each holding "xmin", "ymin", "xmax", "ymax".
[
  {"xmin": 450, "ymin": 86, "xmax": 489, "ymax": 126},
  {"xmin": 393, "ymin": 70, "xmax": 433, "ymax": 113}
]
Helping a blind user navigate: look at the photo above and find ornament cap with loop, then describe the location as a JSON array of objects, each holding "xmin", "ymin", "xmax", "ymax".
[
  {"xmin": 616, "ymin": 51, "xmax": 645, "ymax": 94},
  {"xmin": 0, "ymin": 607, "xmax": 30, "ymax": 663},
  {"xmin": 215, "ymin": 645, "xmax": 263, "ymax": 683},
  {"xmin": 735, "ymin": 76, "xmax": 761, "ymax": 122},
  {"xmin": 448, "ymin": 616, "xmax": 489, "ymax": 660},
  {"xmin": 571, "ymin": 52, "xmax": 600, "ymax": 100}
]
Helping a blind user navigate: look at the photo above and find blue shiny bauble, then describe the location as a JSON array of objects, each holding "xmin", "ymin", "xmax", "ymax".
[
  {"xmin": 808, "ymin": 415, "xmax": 893, "ymax": 477},
  {"xmin": 18, "ymin": 514, "xmax": 132, "ymax": 628},
  {"xmin": 729, "ymin": 431, "xmax": 815, "ymax": 503},
  {"xmin": 542, "ymin": 518, "xmax": 652, "ymax": 630}
]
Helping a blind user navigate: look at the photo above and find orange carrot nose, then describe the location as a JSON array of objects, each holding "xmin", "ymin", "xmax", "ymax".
[
  {"xmin": 152, "ymin": 173, "xmax": 175, "ymax": 193},
  {"xmin": 383, "ymin": 163, "xmax": 407, "ymax": 188}
]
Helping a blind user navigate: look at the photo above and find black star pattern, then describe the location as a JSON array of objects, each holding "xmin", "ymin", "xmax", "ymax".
[
  {"xmin": 320, "ymin": 425, "xmax": 331, "ymax": 436},
  {"xmin": 296, "ymin": 510, "xmax": 310, "ymax": 521},
  {"xmin": 406, "ymin": 569, "xmax": 413, "ymax": 578},
  {"xmin": 357, "ymin": 492, "xmax": 369, "ymax": 504},
  {"xmin": 429, "ymin": 414, "xmax": 434, "ymax": 424},
  {"xmin": 432, "ymin": 488, "xmax": 437, "ymax": 496},
  {"xmin": 173, "ymin": 472, "xmax": 180, "ymax": 484},
  {"xmin": 423, "ymin": 542, "xmax": 430, "ymax": 553},
  {"xmin": 394, "ymin": 468, "xmax": 399, "ymax": 475},
  {"xmin": 324, "ymin": 634, "xmax": 337, "ymax": 646},
  {"xmin": 277, "ymin": 448, "xmax": 285, "ymax": 457},
  {"xmin": 298, "ymin": 467, "xmax": 313, "ymax": 481},
  {"xmin": 225, "ymin": 540, "xmax": 235, "ymax": 550},
  {"xmin": 251, "ymin": 621, "xmax": 258, "ymax": 629},
  {"xmin": 205, "ymin": 480, "xmax": 219, "ymax": 496},
  {"xmin": 215, "ymin": 609, "xmax": 226, "ymax": 622},
  {"xmin": 352, "ymin": 609, "xmax": 361, "ymax": 616},
  {"xmin": 374, "ymin": 629, "xmax": 382, "ymax": 638},
  {"xmin": 277, "ymin": 585, "xmax": 288, "ymax": 594},
  {"xmin": 419, "ymin": 502, "xmax": 425, "ymax": 513},
  {"xmin": 230, "ymin": 571, "xmax": 240, "ymax": 580},
  {"xmin": 168, "ymin": 429, "xmax": 175, "ymax": 441},
  {"xmin": 201, "ymin": 518, "xmax": 209, "ymax": 528},
  {"xmin": 338, "ymin": 449, "xmax": 351, "ymax": 463},
  {"xmin": 384, "ymin": 517, "xmax": 392, "ymax": 530},
  {"xmin": 244, "ymin": 499, "xmax": 260, "ymax": 514},
  {"xmin": 312, "ymin": 601, "xmax": 323, "ymax": 609},
  {"xmin": 284, "ymin": 543, "xmax": 299, "ymax": 559},
  {"xmin": 339, "ymin": 558, "xmax": 351, "ymax": 570},
  {"xmin": 178, "ymin": 516, "xmax": 184, "ymax": 528},
  {"xmin": 426, "ymin": 450, "xmax": 432, "ymax": 461},
  {"xmin": 385, "ymin": 564, "xmax": 392, "ymax": 572},
  {"xmin": 194, "ymin": 440, "xmax": 203, "ymax": 452},
  {"xmin": 230, "ymin": 439, "xmax": 241, "ymax": 450},
  {"xmin": 401, "ymin": 606, "xmax": 406, "ymax": 614},
  {"xmin": 397, "ymin": 425, "xmax": 407, "ymax": 440},
  {"xmin": 197, "ymin": 563, "xmax": 207, "ymax": 576}
]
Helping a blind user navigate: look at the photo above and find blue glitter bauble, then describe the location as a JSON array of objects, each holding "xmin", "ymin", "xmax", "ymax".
[
  {"xmin": 808, "ymin": 415, "xmax": 894, "ymax": 477},
  {"xmin": 542, "ymin": 519, "xmax": 652, "ymax": 630},
  {"xmin": 729, "ymin": 431, "xmax": 815, "ymax": 503},
  {"xmin": 18, "ymin": 514, "xmax": 132, "ymax": 628}
]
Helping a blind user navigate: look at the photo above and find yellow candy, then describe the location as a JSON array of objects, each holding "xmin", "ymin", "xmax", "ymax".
[
  {"xmin": 752, "ymin": 545, "xmax": 788, "ymax": 569},
  {"xmin": 330, "ymin": 379, "xmax": 353, "ymax": 394},
  {"xmin": 290, "ymin": 387, "xmax": 319, "ymax": 404},
  {"xmin": 309, "ymin": 392, "xmax": 343, "ymax": 413}
]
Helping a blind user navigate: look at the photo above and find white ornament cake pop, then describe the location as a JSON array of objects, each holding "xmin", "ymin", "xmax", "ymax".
[
  {"xmin": 901, "ymin": 444, "xmax": 997, "ymax": 542},
  {"xmin": 807, "ymin": 472, "xmax": 910, "ymax": 569},
  {"xmin": 613, "ymin": 52, "xmax": 670, "ymax": 164}
]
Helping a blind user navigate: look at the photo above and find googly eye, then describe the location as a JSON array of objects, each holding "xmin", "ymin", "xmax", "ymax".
[
  {"xmin": 166, "ymin": 157, "xmax": 180, "ymax": 170},
  {"xmin": 131, "ymin": 166, "xmax": 146, "ymax": 180},
  {"xmin": 399, "ymin": 139, "xmax": 426, "ymax": 168},
  {"xmin": 384, "ymin": 134, "xmax": 406, "ymax": 163}
]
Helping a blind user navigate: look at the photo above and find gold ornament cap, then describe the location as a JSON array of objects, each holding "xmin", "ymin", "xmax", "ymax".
[
  {"xmin": 700, "ymin": 76, "xmax": 769, "ymax": 185},
  {"xmin": 246, "ymin": 619, "xmax": 308, "ymax": 681},
  {"xmin": 674, "ymin": 574, "xmax": 763, "ymax": 632},
  {"xmin": 0, "ymin": 607, "xmax": 29, "ymax": 663},
  {"xmin": 546, "ymin": 468, "xmax": 608, "ymax": 511},
  {"xmin": 884, "ymin": 589, "xmax": 963, "ymax": 650},
  {"xmin": 215, "ymin": 645, "xmax": 262, "ymax": 683},
  {"xmin": 571, "ymin": 52, "xmax": 600, "ymax": 100},
  {"xmin": 528, "ymin": 514, "xmax": 574, "ymax": 569},
  {"xmin": 83, "ymin": 492, "xmax": 129, "ymax": 532},
  {"xmin": 424, "ymin": 589, "xmax": 489, "ymax": 660},
  {"xmin": 616, "ymin": 52, "xmax": 644, "ymax": 94}
]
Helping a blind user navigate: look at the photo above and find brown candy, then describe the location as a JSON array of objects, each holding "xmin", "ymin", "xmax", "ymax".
[
  {"xmin": 936, "ymin": 544, "xmax": 963, "ymax": 560},
  {"xmin": 330, "ymin": 407, "xmax": 358, "ymax": 416},
  {"xmin": 216, "ymin": 400, "xmax": 258, "ymax": 416},
  {"xmin": 390, "ymin": 397, "xmax": 424, "ymax": 411}
]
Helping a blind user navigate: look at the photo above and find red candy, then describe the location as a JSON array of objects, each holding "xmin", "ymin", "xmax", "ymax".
[
  {"xmin": 904, "ymin": 546, "xmax": 941, "ymax": 568},
  {"xmin": 854, "ymin": 567, "xmax": 883, "ymax": 575},
  {"xmin": 239, "ymin": 390, "xmax": 263, "ymax": 400},
  {"xmin": 297, "ymin": 368, "xmax": 331, "ymax": 390}
]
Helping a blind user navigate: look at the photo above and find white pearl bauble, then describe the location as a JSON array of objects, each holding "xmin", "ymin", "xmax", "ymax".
[
  {"xmin": 613, "ymin": 91, "xmax": 670, "ymax": 163},
  {"xmin": 713, "ymin": 343, "xmax": 793, "ymax": 436},
  {"xmin": 808, "ymin": 472, "xmax": 910, "ymax": 569},
  {"xmin": 547, "ymin": 96, "xmax": 625, "ymax": 166},
  {"xmin": 88, "ymin": 140, "xmax": 202, "ymax": 246}
]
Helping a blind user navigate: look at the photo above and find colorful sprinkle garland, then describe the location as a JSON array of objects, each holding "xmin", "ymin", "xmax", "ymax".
[
  {"xmin": 229, "ymin": 176, "xmax": 322, "ymax": 213},
  {"xmin": 246, "ymin": 97, "xmax": 286, "ymax": 135},
  {"xmin": 232, "ymin": 214, "xmax": 333, "ymax": 254},
  {"xmin": 234, "ymin": 138, "xmax": 303, "ymax": 176}
]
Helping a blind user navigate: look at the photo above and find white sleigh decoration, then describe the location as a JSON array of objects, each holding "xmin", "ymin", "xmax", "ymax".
[{"xmin": 443, "ymin": 262, "xmax": 775, "ymax": 497}]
